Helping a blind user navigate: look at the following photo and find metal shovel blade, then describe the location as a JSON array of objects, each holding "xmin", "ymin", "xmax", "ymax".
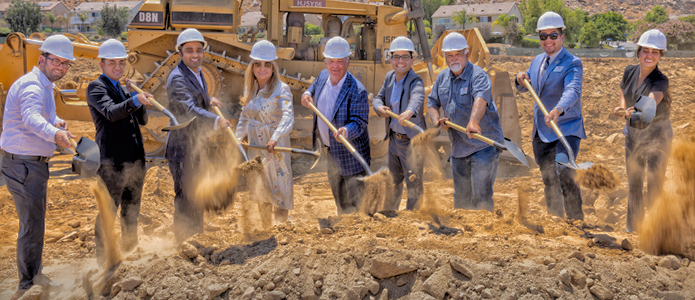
[
  {"xmin": 555, "ymin": 153, "xmax": 593, "ymax": 170},
  {"xmin": 503, "ymin": 138, "xmax": 529, "ymax": 167},
  {"xmin": 630, "ymin": 95, "xmax": 657, "ymax": 126},
  {"xmin": 162, "ymin": 116, "xmax": 196, "ymax": 132},
  {"xmin": 71, "ymin": 137, "xmax": 100, "ymax": 177}
]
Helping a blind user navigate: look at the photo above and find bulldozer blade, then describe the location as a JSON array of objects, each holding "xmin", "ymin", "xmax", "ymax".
[
  {"xmin": 503, "ymin": 138, "xmax": 529, "ymax": 168},
  {"xmin": 162, "ymin": 116, "xmax": 196, "ymax": 131},
  {"xmin": 72, "ymin": 137, "xmax": 100, "ymax": 178}
]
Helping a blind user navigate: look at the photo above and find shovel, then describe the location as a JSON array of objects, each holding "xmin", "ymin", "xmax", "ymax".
[
  {"xmin": 242, "ymin": 143, "xmax": 322, "ymax": 170},
  {"xmin": 129, "ymin": 83, "xmax": 195, "ymax": 131},
  {"xmin": 382, "ymin": 110, "xmax": 425, "ymax": 134},
  {"xmin": 523, "ymin": 79, "xmax": 592, "ymax": 170},
  {"xmin": 213, "ymin": 106, "xmax": 250, "ymax": 162},
  {"xmin": 67, "ymin": 136, "xmax": 100, "ymax": 177},
  {"xmin": 443, "ymin": 120, "xmax": 530, "ymax": 168},
  {"xmin": 609, "ymin": 95, "xmax": 657, "ymax": 128}
]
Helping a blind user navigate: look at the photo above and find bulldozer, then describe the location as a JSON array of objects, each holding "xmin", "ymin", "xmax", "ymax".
[{"xmin": 0, "ymin": 0, "xmax": 522, "ymax": 166}]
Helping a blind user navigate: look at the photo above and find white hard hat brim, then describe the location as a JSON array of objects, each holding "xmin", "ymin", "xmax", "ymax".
[
  {"xmin": 323, "ymin": 52, "xmax": 352, "ymax": 59},
  {"xmin": 49, "ymin": 53, "xmax": 76, "ymax": 61},
  {"xmin": 176, "ymin": 40, "xmax": 208, "ymax": 51},
  {"xmin": 637, "ymin": 43, "xmax": 667, "ymax": 51},
  {"xmin": 249, "ymin": 54, "xmax": 278, "ymax": 61},
  {"xmin": 536, "ymin": 25, "xmax": 567, "ymax": 32},
  {"xmin": 98, "ymin": 54, "xmax": 129, "ymax": 59}
]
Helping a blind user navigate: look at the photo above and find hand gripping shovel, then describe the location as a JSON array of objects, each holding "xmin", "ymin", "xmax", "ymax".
[
  {"xmin": 213, "ymin": 106, "xmax": 250, "ymax": 162},
  {"xmin": 443, "ymin": 120, "xmax": 530, "ymax": 168},
  {"xmin": 382, "ymin": 110, "xmax": 425, "ymax": 134},
  {"xmin": 68, "ymin": 137, "xmax": 100, "ymax": 177},
  {"xmin": 610, "ymin": 95, "xmax": 657, "ymax": 129},
  {"xmin": 242, "ymin": 143, "xmax": 322, "ymax": 170},
  {"xmin": 129, "ymin": 83, "xmax": 196, "ymax": 131},
  {"xmin": 523, "ymin": 79, "xmax": 591, "ymax": 170}
]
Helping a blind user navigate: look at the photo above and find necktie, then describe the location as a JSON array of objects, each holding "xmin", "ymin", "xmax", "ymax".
[{"xmin": 540, "ymin": 56, "xmax": 550, "ymax": 78}]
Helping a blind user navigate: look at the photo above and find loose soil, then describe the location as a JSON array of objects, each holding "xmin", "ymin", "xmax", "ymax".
[{"xmin": 1, "ymin": 56, "xmax": 695, "ymax": 299}]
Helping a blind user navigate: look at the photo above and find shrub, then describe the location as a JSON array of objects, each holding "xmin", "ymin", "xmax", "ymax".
[
  {"xmin": 121, "ymin": 31, "xmax": 128, "ymax": 41},
  {"xmin": 519, "ymin": 37, "xmax": 540, "ymax": 48}
]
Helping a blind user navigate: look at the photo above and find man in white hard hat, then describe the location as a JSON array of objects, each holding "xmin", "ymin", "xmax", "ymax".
[
  {"xmin": 372, "ymin": 36, "xmax": 426, "ymax": 211},
  {"xmin": 0, "ymin": 34, "xmax": 76, "ymax": 297},
  {"xmin": 87, "ymin": 39, "xmax": 153, "ymax": 265},
  {"xmin": 427, "ymin": 32, "xmax": 504, "ymax": 212},
  {"xmin": 515, "ymin": 11, "xmax": 585, "ymax": 220},
  {"xmin": 301, "ymin": 36, "xmax": 370, "ymax": 214},
  {"xmin": 166, "ymin": 28, "xmax": 233, "ymax": 241}
]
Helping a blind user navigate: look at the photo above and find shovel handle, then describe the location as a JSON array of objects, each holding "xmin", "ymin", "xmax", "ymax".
[
  {"xmin": 129, "ymin": 83, "xmax": 166, "ymax": 112},
  {"xmin": 443, "ymin": 120, "xmax": 505, "ymax": 149},
  {"xmin": 213, "ymin": 106, "xmax": 249, "ymax": 162},
  {"xmin": 383, "ymin": 110, "xmax": 425, "ymax": 134},
  {"xmin": 522, "ymin": 79, "xmax": 567, "ymax": 140},
  {"xmin": 69, "ymin": 138, "xmax": 78, "ymax": 148},
  {"xmin": 242, "ymin": 143, "xmax": 320, "ymax": 157}
]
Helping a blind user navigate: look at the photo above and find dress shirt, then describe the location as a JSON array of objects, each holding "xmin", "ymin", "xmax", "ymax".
[
  {"xmin": 389, "ymin": 75, "xmax": 410, "ymax": 134},
  {"xmin": 315, "ymin": 73, "xmax": 347, "ymax": 146},
  {"xmin": 187, "ymin": 66, "xmax": 219, "ymax": 130},
  {"xmin": 541, "ymin": 50, "xmax": 563, "ymax": 113},
  {"xmin": 0, "ymin": 67, "xmax": 64, "ymax": 156},
  {"xmin": 105, "ymin": 77, "xmax": 140, "ymax": 106}
]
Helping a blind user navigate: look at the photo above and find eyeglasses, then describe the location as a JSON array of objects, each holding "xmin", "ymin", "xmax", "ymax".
[
  {"xmin": 104, "ymin": 60, "xmax": 127, "ymax": 68},
  {"xmin": 44, "ymin": 55, "xmax": 72, "ymax": 69},
  {"xmin": 390, "ymin": 54, "xmax": 412, "ymax": 61},
  {"xmin": 539, "ymin": 33, "xmax": 560, "ymax": 41},
  {"xmin": 253, "ymin": 61, "xmax": 273, "ymax": 69}
]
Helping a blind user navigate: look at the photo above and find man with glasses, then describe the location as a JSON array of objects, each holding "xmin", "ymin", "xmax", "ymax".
[
  {"xmin": 0, "ymin": 35, "xmax": 76, "ymax": 298},
  {"xmin": 515, "ymin": 11, "xmax": 585, "ymax": 220},
  {"xmin": 87, "ymin": 39, "xmax": 153, "ymax": 265},
  {"xmin": 427, "ymin": 32, "xmax": 504, "ymax": 212},
  {"xmin": 372, "ymin": 36, "xmax": 426, "ymax": 211},
  {"xmin": 166, "ymin": 28, "xmax": 232, "ymax": 242},
  {"xmin": 301, "ymin": 36, "xmax": 370, "ymax": 214}
]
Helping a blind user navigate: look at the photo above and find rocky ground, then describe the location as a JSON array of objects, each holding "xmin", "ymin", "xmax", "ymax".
[{"xmin": 1, "ymin": 56, "xmax": 695, "ymax": 299}]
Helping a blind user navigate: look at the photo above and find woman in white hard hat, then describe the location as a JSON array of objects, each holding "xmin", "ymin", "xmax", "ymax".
[
  {"xmin": 613, "ymin": 29, "xmax": 672, "ymax": 233},
  {"xmin": 236, "ymin": 40, "xmax": 295, "ymax": 226}
]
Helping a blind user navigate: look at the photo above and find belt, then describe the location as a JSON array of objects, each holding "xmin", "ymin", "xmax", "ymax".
[
  {"xmin": 1, "ymin": 150, "xmax": 50, "ymax": 162},
  {"xmin": 393, "ymin": 132, "xmax": 409, "ymax": 140}
]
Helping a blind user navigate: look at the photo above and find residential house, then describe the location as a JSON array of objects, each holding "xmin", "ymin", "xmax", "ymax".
[
  {"xmin": 0, "ymin": 1, "xmax": 70, "ymax": 29},
  {"xmin": 432, "ymin": 2, "xmax": 522, "ymax": 34},
  {"xmin": 70, "ymin": 1, "xmax": 143, "ymax": 33}
]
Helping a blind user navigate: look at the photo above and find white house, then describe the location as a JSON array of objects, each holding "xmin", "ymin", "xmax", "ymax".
[
  {"xmin": 70, "ymin": 1, "xmax": 143, "ymax": 33},
  {"xmin": 432, "ymin": 2, "xmax": 522, "ymax": 33}
]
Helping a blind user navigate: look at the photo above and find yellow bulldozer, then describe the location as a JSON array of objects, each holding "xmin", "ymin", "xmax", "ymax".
[{"xmin": 0, "ymin": 0, "xmax": 522, "ymax": 165}]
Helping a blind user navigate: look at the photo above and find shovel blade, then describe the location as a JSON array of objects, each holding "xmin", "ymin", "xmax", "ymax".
[
  {"xmin": 503, "ymin": 138, "xmax": 529, "ymax": 168},
  {"xmin": 72, "ymin": 137, "xmax": 100, "ymax": 177},
  {"xmin": 631, "ymin": 95, "xmax": 657, "ymax": 125},
  {"xmin": 162, "ymin": 116, "xmax": 196, "ymax": 132},
  {"xmin": 555, "ymin": 153, "xmax": 592, "ymax": 170}
]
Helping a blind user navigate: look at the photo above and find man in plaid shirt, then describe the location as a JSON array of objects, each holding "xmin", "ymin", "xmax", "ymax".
[{"xmin": 301, "ymin": 37, "xmax": 371, "ymax": 214}]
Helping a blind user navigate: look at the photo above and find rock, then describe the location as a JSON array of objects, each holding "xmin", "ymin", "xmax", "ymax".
[
  {"xmin": 278, "ymin": 239, "xmax": 289, "ymax": 245},
  {"xmin": 181, "ymin": 242, "xmax": 198, "ymax": 258},
  {"xmin": 587, "ymin": 253, "xmax": 596, "ymax": 259},
  {"xmin": 378, "ymin": 289, "xmax": 389, "ymax": 300},
  {"xmin": 242, "ymin": 286, "xmax": 256, "ymax": 300},
  {"xmin": 68, "ymin": 220, "xmax": 81, "ymax": 228},
  {"xmin": 207, "ymin": 283, "xmax": 228, "ymax": 298},
  {"xmin": 604, "ymin": 212, "xmax": 620, "ymax": 224},
  {"xmin": 293, "ymin": 268, "xmax": 301, "ymax": 275},
  {"xmin": 367, "ymin": 279, "xmax": 379, "ymax": 295},
  {"xmin": 659, "ymin": 256, "xmax": 681, "ymax": 270},
  {"xmin": 569, "ymin": 269, "xmax": 586, "ymax": 287},
  {"xmin": 407, "ymin": 291, "xmax": 437, "ymax": 300},
  {"xmin": 558, "ymin": 269, "xmax": 571, "ymax": 286},
  {"xmin": 320, "ymin": 228, "xmax": 333, "ymax": 234},
  {"xmin": 587, "ymin": 278, "xmax": 594, "ymax": 287},
  {"xmin": 397, "ymin": 276, "xmax": 408, "ymax": 286},
  {"xmin": 110, "ymin": 283, "xmax": 122, "ymax": 297},
  {"xmin": 474, "ymin": 285, "xmax": 486, "ymax": 292},
  {"xmin": 376, "ymin": 232, "xmax": 387, "ymax": 238},
  {"xmin": 17, "ymin": 285, "xmax": 43, "ymax": 300},
  {"xmin": 374, "ymin": 213, "xmax": 387, "ymax": 221},
  {"xmin": 568, "ymin": 251, "xmax": 585, "ymax": 262},
  {"xmin": 264, "ymin": 282, "xmax": 276, "ymax": 291},
  {"xmin": 423, "ymin": 265, "xmax": 452, "ymax": 300},
  {"xmin": 146, "ymin": 286, "xmax": 157, "ymax": 296},
  {"xmin": 589, "ymin": 284, "xmax": 614, "ymax": 300},
  {"xmin": 369, "ymin": 257, "xmax": 418, "ymax": 279},
  {"xmin": 449, "ymin": 258, "xmax": 473, "ymax": 279},
  {"xmin": 314, "ymin": 281, "xmax": 322, "ymax": 288},
  {"xmin": 118, "ymin": 277, "xmax": 143, "ymax": 291},
  {"xmin": 481, "ymin": 289, "xmax": 493, "ymax": 298},
  {"xmin": 547, "ymin": 263, "xmax": 556, "ymax": 270},
  {"xmin": 546, "ymin": 288, "xmax": 561, "ymax": 298},
  {"xmin": 264, "ymin": 291, "xmax": 287, "ymax": 300},
  {"xmin": 621, "ymin": 239, "xmax": 634, "ymax": 251}
]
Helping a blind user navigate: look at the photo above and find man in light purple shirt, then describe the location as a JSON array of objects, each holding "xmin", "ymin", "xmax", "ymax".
[{"xmin": 0, "ymin": 35, "xmax": 76, "ymax": 298}]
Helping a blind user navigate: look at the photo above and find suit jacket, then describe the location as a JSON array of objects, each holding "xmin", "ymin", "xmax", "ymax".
[
  {"xmin": 307, "ymin": 70, "xmax": 370, "ymax": 176},
  {"xmin": 166, "ymin": 61, "xmax": 218, "ymax": 162},
  {"xmin": 372, "ymin": 69, "xmax": 427, "ymax": 140},
  {"xmin": 515, "ymin": 47, "xmax": 586, "ymax": 143},
  {"xmin": 87, "ymin": 74, "xmax": 148, "ymax": 165}
]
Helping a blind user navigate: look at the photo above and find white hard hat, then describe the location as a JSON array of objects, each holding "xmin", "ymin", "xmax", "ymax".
[
  {"xmin": 98, "ymin": 39, "xmax": 128, "ymax": 59},
  {"xmin": 176, "ymin": 28, "xmax": 208, "ymax": 51},
  {"xmin": 441, "ymin": 32, "xmax": 469, "ymax": 52},
  {"xmin": 637, "ymin": 29, "xmax": 667, "ymax": 51},
  {"xmin": 389, "ymin": 36, "xmax": 416, "ymax": 53},
  {"xmin": 249, "ymin": 40, "xmax": 278, "ymax": 61},
  {"xmin": 323, "ymin": 36, "xmax": 352, "ymax": 59},
  {"xmin": 39, "ymin": 35, "xmax": 75, "ymax": 61},
  {"xmin": 536, "ymin": 11, "xmax": 566, "ymax": 32}
]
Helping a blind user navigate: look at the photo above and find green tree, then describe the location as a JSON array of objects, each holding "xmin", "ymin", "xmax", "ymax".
[
  {"xmin": 679, "ymin": 15, "xmax": 695, "ymax": 26},
  {"xmin": 78, "ymin": 12, "xmax": 88, "ymax": 32},
  {"xmin": 519, "ymin": 0, "xmax": 585, "ymax": 47},
  {"xmin": 422, "ymin": 0, "xmax": 447, "ymax": 24},
  {"xmin": 98, "ymin": 4, "xmax": 130, "ymax": 38},
  {"xmin": 452, "ymin": 9, "xmax": 474, "ymax": 29},
  {"xmin": 579, "ymin": 20, "xmax": 600, "ymax": 48},
  {"xmin": 492, "ymin": 13, "xmax": 517, "ymax": 28},
  {"xmin": 45, "ymin": 12, "xmax": 57, "ymax": 30},
  {"xmin": 4, "ymin": 0, "xmax": 44, "ymax": 35},
  {"xmin": 645, "ymin": 5, "xmax": 669, "ymax": 24},
  {"xmin": 304, "ymin": 23, "xmax": 321, "ymax": 35},
  {"xmin": 593, "ymin": 11, "xmax": 628, "ymax": 41},
  {"xmin": 56, "ymin": 15, "xmax": 67, "ymax": 31},
  {"xmin": 519, "ymin": 0, "xmax": 543, "ymax": 34}
]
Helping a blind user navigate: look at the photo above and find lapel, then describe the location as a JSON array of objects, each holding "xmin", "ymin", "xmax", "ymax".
[
  {"xmin": 384, "ymin": 71, "xmax": 394, "ymax": 107},
  {"xmin": 100, "ymin": 74, "xmax": 126, "ymax": 102},
  {"xmin": 539, "ymin": 48, "xmax": 567, "ymax": 92},
  {"xmin": 397, "ymin": 70, "xmax": 412, "ymax": 113},
  {"xmin": 177, "ymin": 61, "xmax": 209, "ymax": 103},
  {"xmin": 331, "ymin": 72, "xmax": 354, "ymax": 122}
]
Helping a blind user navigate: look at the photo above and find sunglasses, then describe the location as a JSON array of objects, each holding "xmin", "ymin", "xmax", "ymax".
[
  {"xmin": 539, "ymin": 33, "xmax": 560, "ymax": 41},
  {"xmin": 253, "ymin": 61, "xmax": 273, "ymax": 69}
]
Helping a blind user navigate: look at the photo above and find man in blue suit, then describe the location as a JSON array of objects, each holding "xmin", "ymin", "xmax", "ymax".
[
  {"xmin": 301, "ymin": 36, "xmax": 370, "ymax": 215},
  {"xmin": 373, "ymin": 36, "xmax": 426, "ymax": 211},
  {"xmin": 166, "ymin": 28, "xmax": 232, "ymax": 241},
  {"xmin": 515, "ymin": 11, "xmax": 585, "ymax": 220}
]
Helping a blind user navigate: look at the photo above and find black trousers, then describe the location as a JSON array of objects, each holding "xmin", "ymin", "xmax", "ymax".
[
  {"xmin": 326, "ymin": 148, "xmax": 367, "ymax": 215},
  {"xmin": 95, "ymin": 160, "xmax": 146, "ymax": 265},
  {"xmin": 169, "ymin": 160, "xmax": 204, "ymax": 242}
]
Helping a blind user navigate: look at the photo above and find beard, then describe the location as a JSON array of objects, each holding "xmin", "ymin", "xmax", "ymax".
[{"xmin": 449, "ymin": 61, "xmax": 463, "ymax": 73}]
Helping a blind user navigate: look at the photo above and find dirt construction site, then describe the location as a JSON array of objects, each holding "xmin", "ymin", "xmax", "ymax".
[{"xmin": 1, "ymin": 56, "xmax": 695, "ymax": 300}]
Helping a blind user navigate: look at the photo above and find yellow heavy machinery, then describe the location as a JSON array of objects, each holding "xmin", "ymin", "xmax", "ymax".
[{"xmin": 0, "ymin": 0, "xmax": 521, "ymax": 164}]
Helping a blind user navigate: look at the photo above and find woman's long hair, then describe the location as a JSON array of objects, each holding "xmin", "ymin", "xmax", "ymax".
[{"xmin": 240, "ymin": 59, "xmax": 281, "ymax": 106}]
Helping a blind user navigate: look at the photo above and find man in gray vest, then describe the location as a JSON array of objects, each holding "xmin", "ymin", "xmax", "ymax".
[{"xmin": 372, "ymin": 36, "xmax": 427, "ymax": 210}]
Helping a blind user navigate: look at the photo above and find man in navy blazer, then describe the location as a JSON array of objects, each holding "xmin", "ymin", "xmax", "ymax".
[
  {"xmin": 515, "ymin": 11, "xmax": 585, "ymax": 220},
  {"xmin": 166, "ymin": 29, "xmax": 232, "ymax": 241},
  {"xmin": 87, "ymin": 39, "xmax": 152, "ymax": 265},
  {"xmin": 301, "ymin": 36, "xmax": 370, "ymax": 215},
  {"xmin": 372, "ymin": 36, "xmax": 426, "ymax": 211}
]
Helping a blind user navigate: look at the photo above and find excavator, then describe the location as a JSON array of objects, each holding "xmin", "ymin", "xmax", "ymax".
[{"xmin": 0, "ymin": 0, "xmax": 522, "ymax": 166}]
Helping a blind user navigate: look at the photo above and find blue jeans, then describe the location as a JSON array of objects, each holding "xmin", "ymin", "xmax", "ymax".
[
  {"xmin": 1, "ymin": 157, "xmax": 49, "ymax": 290},
  {"xmin": 386, "ymin": 133, "xmax": 423, "ymax": 211},
  {"xmin": 532, "ymin": 134, "xmax": 583, "ymax": 220},
  {"xmin": 451, "ymin": 146, "xmax": 501, "ymax": 212}
]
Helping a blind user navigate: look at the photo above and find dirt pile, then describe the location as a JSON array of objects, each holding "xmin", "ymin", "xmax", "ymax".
[{"xmin": 577, "ymin": 164, "xmax": 620, "ymax": 190}]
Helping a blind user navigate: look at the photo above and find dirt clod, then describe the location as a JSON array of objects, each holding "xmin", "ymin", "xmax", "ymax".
[{"xmin": 577, "ymin": 164, "xmax": 620, "ymax": 190}]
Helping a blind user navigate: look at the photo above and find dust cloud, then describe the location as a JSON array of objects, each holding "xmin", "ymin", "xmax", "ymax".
[
  {"xmin": 408, "ymin": 128, "xmax": 445, "ymax": 222},
  {"xmin": 91, "ymin": 177, "xmax": 120, "ymax": 270},
  {"xmin": 577, "ymin": 164, "xmax": 620, "ymax": 190},
  {"xmin": 359, "ymin": 168, "xmax": 393, "ymax": 215}
]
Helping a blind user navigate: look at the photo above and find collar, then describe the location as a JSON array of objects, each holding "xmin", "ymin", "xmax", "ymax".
[
  {"xmin": 187, "ymin": 66, "xmax": 202, "ymax": 76},
  {"xmin": 394, "ymin": 70, "xmax": 408, "ymax": 86},
  {"xmin": 546, "ymin": 47, "xmax": 563, "ymax": 63},
  {"xmin": 32, "ymin": 66, "xmax": 54, "ymax": 89},
  {"xmin": 328, "ymin": 72, "xmax": 348, "ymax": 89}
]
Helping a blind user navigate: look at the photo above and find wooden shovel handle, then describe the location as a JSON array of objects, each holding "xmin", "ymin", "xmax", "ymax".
[{"xmin": 129, "ymin": 83, "xmax": 166, "ymax": 111}]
